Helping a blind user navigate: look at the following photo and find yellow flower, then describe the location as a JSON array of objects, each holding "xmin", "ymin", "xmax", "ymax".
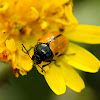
[{"xmin": 0, "ymin": 0, "xmax": 100, "ymax": 95}]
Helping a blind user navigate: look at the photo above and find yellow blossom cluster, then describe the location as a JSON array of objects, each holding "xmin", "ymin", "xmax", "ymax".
[{"xmin": 0, "ymin": 0, "xmax": 100, "ymax": 95}]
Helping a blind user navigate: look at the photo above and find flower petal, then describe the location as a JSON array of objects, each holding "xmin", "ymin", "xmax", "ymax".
[
  {"xmin": 58, "ymin": 62, "xmax": 85, "ymax": 92},
  {"xmin": 27, "ymin": 7, "xmax": 39, "ymax": 21},
  {"xmin": 65, "ymin": 42, "xmax": 100, "ymax": 72},
  {"xmin": 48, "ymin": 0, "xmax": 70, "ymax": 6},
  {"xmin": 0, "ymin": 2, "xmax": 8, "ymax": 13},
  {"xmin": 0, "ymin": 29, "xmax": 9, "ymax": 44},
  {"xmin": 19, "ymin": 55, "xmax": 33, "ymax": 72},
  {"xmin": 65, "ymin": 25, "xmax": 100, "ymax": 44},
  {"xmin": 44, "ymin": 64, "xmax": 66, "ymax": 95},
  {"xmin": 6, "ymin": 39, "xmax": 16, "ymax": 52},
  {"xmin": 64, "ymin": 2, "xmax": 78, "ymax": 24},
  {"xmin": 35, "ymin": 62, "xmax": 50, "ymax": 75},
  {"xmin": 11, "ymin": 54, "xmax": 33, "ymax": 77}
]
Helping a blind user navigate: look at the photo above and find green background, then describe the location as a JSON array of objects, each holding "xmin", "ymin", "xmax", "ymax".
[{"xmin": 0, "ymin": 0, "xmax": 100, "ymax": 100}]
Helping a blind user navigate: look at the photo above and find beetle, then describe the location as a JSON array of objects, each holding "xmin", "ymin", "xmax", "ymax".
[{"xmin": 22, "ymin": 32, "xmax": 69, "ymax": 72}]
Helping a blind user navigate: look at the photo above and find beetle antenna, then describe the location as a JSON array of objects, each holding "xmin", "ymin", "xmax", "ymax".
[
  {"xmin": 37, "ymin": 64, "xmax": 46, "ymax": 73},
  {"xmin": 22, "ymin": 43, "xmax": 31, "ymax": 58}
]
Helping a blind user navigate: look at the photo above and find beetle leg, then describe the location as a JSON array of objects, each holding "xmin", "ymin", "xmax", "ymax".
[
  {"xmin": 42, "ymin": 61, "xmax": 51, "ymax": 68},
  {"xmin": 22, "ymin": 44, "xmax": 28, "ymax": 54},
  {"xmin": 66, "ymin": 53, "xmax": 76, "ymax": 56},
  {"xmin": 22, "ymin": 44, "xmax": 34, "ymax": 54},
  {"xmin": 27, "ymin": 47, "xmax": 34, "ymax": 53},
  {"xmin": 41, "ymin": 61, "xmax": 51, "ymax": 72},
  {"xmin": 58, "ymin": 53, "xmax": 75, "ymax": 57},
  {"xmin": 22, "ymin": 44, "xmax": 34, "ymax": 58},
  {"xmin": 44, "ymin": 60, "xmax": 60, "ymax": 67},
  {"xmin": 52, "ymin": 60, "xmax": 60, "ymax": 67},
  {"xmin": 41, "ymin": 68, "xmax": 46, "ymax": 73},
  {"xmin": 37, "ymin": 64, "xmax": 46, "ymax": 73}
]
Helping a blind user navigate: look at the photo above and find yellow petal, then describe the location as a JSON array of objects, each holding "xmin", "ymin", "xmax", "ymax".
[
  {"xmin": 6, "ymin": 39, "xmax": 16, "ymax": 52},
  {"xmin": 65, "ymin": 25, "xmax": 100, "ymax": 44},
  {"xmin": 0, "ymin": 2, "xmax": 8, "ymax": 13},
  {"xmin": 40, "ymin": 21, "xmax": 48, "ymax": 30},
  {"xmin": 19, "ymin": 55, "xmax": 33, "ymax": 72},
  {"xmin": 35, "ymin": 62, "xmax": 50, "ymax": 75},
  {"xmin": 48, "ymin": 0, "xmax": 70, "ymax": 6},
  {"xmin": 44, "ymin": 64, "xmax": 66, "ymax": 95},
  {"xmin": 30, "ymin": 7, "xmax": 39, "ymax": 21},
  {"xmin": 65, "ymin": 42, "xmax": 100, "ymax": 73},
  {"xmin": 11, "ymin": 54, "xmax": 32, "ymax": 77},
  {"xmin": 58, "ymin": 62, "xmax": 85, "ymax": 92},
  {"xmin": 0, "ymin": 29, "xmax": 9, "ymax": 44},
  {"xmin": 65, "ymin": 3, "xmax": 78, "ymax": 24}
]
